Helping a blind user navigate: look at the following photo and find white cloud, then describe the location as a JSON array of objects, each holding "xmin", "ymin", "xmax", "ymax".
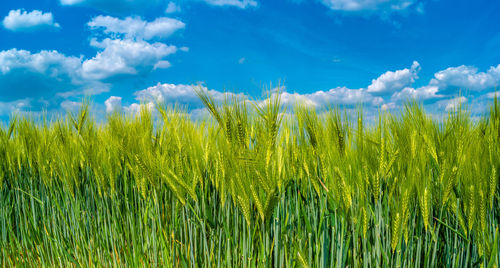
[
  {"xmin": 0, "ymin": 49, "xmax": 82, "ymax": 80},
  {"xmin": 390, "ymin": 63, "xmax": 500, "ymax": 104},
  {"xmin": 0, "ymin": 42, "xmax": 177, "ymax": 89},
  {"xmin": 273, "ymin": 92, "xmax": 317, "ymax": 107},
  {"xmin": 259, "ymin": 87, "xmax": 381, "ymax": 110},
  {"xmin": 105, "ymin": 59, "xmax": 500, "ymax": 120},
  {"xmin": 82, "ymin": 38, "xmax": 177, "ymax": 80},
  {"xmin": 83, "ymin": 15, "xmax": 183, "ymax": 80},
  {"xmin": 88, "ymin": 16, "xmax": 185, "ymax": 40},
  {"xmin": 134, "ymin": 82, "xmax": 245, "ymax": 104},
  {"xmin": 0, "ymin": 11, "xmax": 187, "ymax": 116},
  {"xmin": 107, "ymin": 83, "xmax": 248, "ymax": 116},
  {"xmin": 0, "ymin": 40, "xmax": 178, "ymax": 101},
  {"xmin": 0, "ymin": 99, "xmax": 31, "ymax": 116},
  {"xmin": 486, "ymin": 92, "xmax": 500, "ymax": 99},
  {"xmin": 391, "ymin": 85, "xmax": 443, "ymax": 101},
  {"xmin": 0, "ymin": 48, "xmax": 114, "ymax": 102},
  {"xmin": 2, "ymin": 9, "xmax": 60, "ymax": 32},
  {"xmin": 266, "ymin": 61, "xmax": 421, "ymax": 109},
  {"xmin": 113, "ymin": 82, "xmax": 384, "ymax": 120},
  {"xmin": 0, "ymin": 27, "xmax": 180, "ymax": 83},
  {"xmin": 0, "ymin": 13, "xmax": 184, "ymax": 107},
  {"xmin": 301, "ymin": 87, "xmax": 381, "ymax": 106},
  {"xmin": 320, "ymin": 0, "xmax": 416, "ymax": 12},
  {"xmin": 166, "ymin": 2, "xmax": 181, "ymax": 13},
  {"xmin": 105, "ymin": 96, "xmax": 122, "ymax": 113},
  {"xmin": 203, "ymin": 0, "xmax": 258, "ymax": 8},
  {"xmin": 430, "ymin": 64, "xmax": 500, "ymax": 91},
  {"xmin": 367, "ymin": 61, "xmax": 420, "ymax": 94},
  {"xmin": 124, "ymin": 102, "xmax": 155, "ymax": 114},
  {"xmin": 154, "ymin": 60, "xmax": 172, "ymax": 70},
  {"xmin": 269, "ymin": 61, "xmax": 421, "ymax": 109},
  {"xmin": 444, "ymin": 96, "xmax": 467, "ymax": 111}
]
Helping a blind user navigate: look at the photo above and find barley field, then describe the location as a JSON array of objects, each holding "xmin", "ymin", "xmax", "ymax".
[{"xmin": 0, "ymin": 90, "xmax": 499, "ymax": 267}]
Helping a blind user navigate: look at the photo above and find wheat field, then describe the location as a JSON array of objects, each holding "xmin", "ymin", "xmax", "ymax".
[{"xmin": 0, "ymin": 89, "xmax": 499, "ymax": 267}]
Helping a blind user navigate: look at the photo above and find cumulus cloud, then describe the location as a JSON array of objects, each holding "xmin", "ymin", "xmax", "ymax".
[
  {"xmin": 82, "ymin": 15, "xmax": 184, "ymax": 80},
  {"xmin": 367, "ymin": 61, "xmax": 420, "ymax": 94},
  {"xmin": 2, "ymin": 9, "xmax": 60, "ymax": 32},
  {"xmin": 82, "ymin": 38, "xmax": 177, "ymax": 80},
  {"xmin": 279, "ymin": 87, "xmax": 381, "ymax": 107},
  {"xmin": 88, "ymin": 16, "xmax": 185, "ymax": 40},
  {"xmin": 106, "ymin": 59, "xmax": 500, "ymax": 119},
  {"xmin": 0, "ymin": 49, "xmax": 90, "ymax": 100},
  {"xmin": 1, "ymin": 16, "xmax": 183, "ymax": 84},
  {"xmin": 109, "ymin": 82, "xmax": 385, "ymax": 120},
  {"xmin": 0, "ymin": 49, "xmax": 118, "ymax": 104},
  {"xmin": 105, "ymin": 83, "xmax": 249, "ymax": 116},
  {"xmin": 320, "ymin": 0, "xmax": 416, "ymax": 12},
  {"xmin": 0, "ymin": 13, "xmax": 185, "ymax": 108},
  {"xmin": 154, "ymin": 60, "xmax": 172, "ymax": 70},
  {"xmin": 0, "ymin": 49, "xmax": 81, "ymax": 78},
  {"xmin": 264, "ymin": 62, "xmax": 423, "ymax": 109},
  {"xmin": 203, "ymin": 0, "xmax": 258, "ymax": 8},
  {"xmin": 105, "ymin": 96, "xmax": 122, "ymax": 113},
  {"xmin": 275, "ymin": 92, "xmax": 317, "ymax": 107},
  {"xmin": 110, "ymin": 62, "xmax": 422, "ymax": 117},
  {"xmin": 390, "ymin": 63, "xmax": 500, "ymax": 104},
  {"xmin": 134, "ymin": 83, "xmax": 200, "ymax": 103},
  {"xmin": 134, "ymin": 82, "xmax": 245, "ymax": 104},
  {"xmin": 0, "ymin": 45, "xmax": 170, "ymax": 98},
  {"xmin": 391, "ymin": 85, "xmax": 443, "ymax": 101},
  {"xmin": 430, "ymin": 64, "xmax": 500, "ymax": 91}
]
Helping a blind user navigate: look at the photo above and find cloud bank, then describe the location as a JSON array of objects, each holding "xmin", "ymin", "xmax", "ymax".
[
  {"xmin": 2, "ymin": 9, "xmax": 60, "ymax": 31},
  {"xmin": 104, "ymin": 61, "xmax": 500, "ymax": 119},
  {"xmin": 0, "ymin": 14, "xmax": 185, "ymax": 113}
]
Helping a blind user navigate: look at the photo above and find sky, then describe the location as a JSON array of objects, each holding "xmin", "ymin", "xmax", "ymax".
[{"xmin": 1, "ymin": 0, "xmax": 500, "ymax": 120}]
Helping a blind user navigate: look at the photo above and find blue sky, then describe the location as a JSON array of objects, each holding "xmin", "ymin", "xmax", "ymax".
[{"xmin": 1, "ymin": 0, "xmax": 500, "ymax": 119}]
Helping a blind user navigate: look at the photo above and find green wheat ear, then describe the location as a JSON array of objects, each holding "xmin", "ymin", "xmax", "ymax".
[
  {"xmin": 237, "ymin": 195, "xmax": 251, "ymax": 226},
  {"xmin": 391, "ymin": 212, "xmax": 401, "ymax": 252},
  {"xmin": 479, "ymin": 190, "xmax": 486, "ymax": 234},
  {"xmin": 296, "ymin": 249, "xmax": 310, "ymax": 268},
  {"xmin": 420, "ymin": 187, "xmax": 430, "ymax": 231},
  {"xmin": 443, "ymin": 166, "xmax": 458, "ymax": 206},
  {"xmin": 490, "ymin": 165, "xmax": 497, "ymax": 209},
  {"xmin": 361, "ymin": 207, "xmax": 368, "ymax": 239},
  {"xmin": 467, "ymin": 185, "xmax": 476, "ymax": 232}
]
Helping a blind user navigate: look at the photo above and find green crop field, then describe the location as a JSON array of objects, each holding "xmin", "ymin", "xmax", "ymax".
[{"xmin": 0, "ymin": 89, "xmax": 499, "ymax": 267}]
